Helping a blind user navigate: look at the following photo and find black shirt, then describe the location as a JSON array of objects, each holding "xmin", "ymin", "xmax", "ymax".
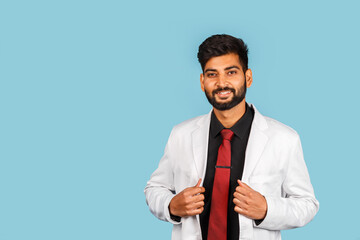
[{"xmin": 200, "ymin": 103, "xmax": 254, "ymax": 240}]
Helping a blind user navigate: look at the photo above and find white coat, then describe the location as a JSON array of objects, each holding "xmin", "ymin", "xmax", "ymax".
[{"xmin": 144, "ymin": 104, "xmax": 319, "ymax": 240}]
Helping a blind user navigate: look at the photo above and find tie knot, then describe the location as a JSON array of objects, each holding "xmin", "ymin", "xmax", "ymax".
[{"xmin": 221, "ymin": 129, "xmax": 234, "ymax": 141}]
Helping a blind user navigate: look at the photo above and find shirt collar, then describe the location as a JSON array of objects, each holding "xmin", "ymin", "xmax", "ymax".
[{"xmin": 210, "ymin": 103, "xmax": 254, "ymax": 139}]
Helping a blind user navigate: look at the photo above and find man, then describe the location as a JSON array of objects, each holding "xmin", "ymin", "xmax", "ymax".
[{"xmin": 144, "ymin": 34, "xmax": 319, "ymax": 240}]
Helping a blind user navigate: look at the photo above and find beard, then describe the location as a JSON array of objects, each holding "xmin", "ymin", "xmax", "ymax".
[{"xmin": 204, "ymin": 80, "xmax": 246, "ymax": 111}]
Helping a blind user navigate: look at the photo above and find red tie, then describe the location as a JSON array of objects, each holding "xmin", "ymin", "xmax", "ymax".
[{"xmin": 208, "ymin": 129, "xmax": 234, "ymax": 240}]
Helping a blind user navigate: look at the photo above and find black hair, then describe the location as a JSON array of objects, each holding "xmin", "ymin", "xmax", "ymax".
[{"xmin": 197, "ymin": 34, "xmax": 249, "ymax": 72}]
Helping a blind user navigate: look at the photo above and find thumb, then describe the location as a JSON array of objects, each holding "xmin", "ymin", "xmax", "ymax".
[
  {"xmin": 237, "ymin": 179, "xmax": 250, "ymax": 189},
  {"xmin": 195, "ymin": 178, "xmax": 202, "ymax": 187}
]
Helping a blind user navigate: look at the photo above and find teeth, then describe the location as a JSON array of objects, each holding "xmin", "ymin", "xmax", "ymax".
[{"xmin": 218, "ymin": 91, "xmax": 230, "ymax": 95}]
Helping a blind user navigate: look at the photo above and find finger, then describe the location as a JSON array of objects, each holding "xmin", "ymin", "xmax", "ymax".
[
  {"xmin": 184, "ymin": 206, "xmax": 204, "ymax": 216},
  {"xmin": 188, "ymin": 186, "xmax": 205, "ymax": 196},
  {"xmin": 193, "ymin": 193, "xmax": 205, "ymax": 203},
  {"xmin": 234, "ymin": 205, "xmax": 248, "ymax": 215},
  {"xmin": 237, "ymin": 180, "xmax": 252, "ymax": 190},
  {"xmin": 233, "ymin": 197, "xmax": 241, "ymax": 207},
  {"xmin": 233, "ymin": 191, "xmax": 247, "ymax": 201},
  {"xmin": 198, "ymin": 186, "xmax": 206, "ymax": 193},
  {"xmin": 235, "ymin": 185, "xmax": 249, "ymax": 196},
  {"xmin": 233, "ymin": 193, "xmax": 248, "ymax": 206},
  {"xmin": 192, "ymin": 200, "xmax": 205, "ymax": 209},
  {"xmin": 190, "ymin": 207, "xmax": 204, "ymax": 216},
  {"xmin": 195, "ymin": 178, "xmax": 202, "ymax": 187}
]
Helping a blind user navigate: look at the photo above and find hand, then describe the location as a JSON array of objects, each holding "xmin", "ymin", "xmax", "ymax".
[
  {"xmin": 169, "ymin": 179, "xmax": 205, "ymax": 217},
  {"xmin": 233, "ymin": 180, "xmax": 267, "ymax": 220}
]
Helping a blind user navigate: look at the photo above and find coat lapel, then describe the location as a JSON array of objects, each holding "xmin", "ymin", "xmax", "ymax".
[
  {"xmin": 191, "ymin": 111, "xmax": 212, "ymax": 184},
  {"xmin": 242, "ymin": 104, "xmax": 269, "ymax": 181},
  {"xmin": 190, "ymin": 105, "xmax": 268, "ymax": 184}
]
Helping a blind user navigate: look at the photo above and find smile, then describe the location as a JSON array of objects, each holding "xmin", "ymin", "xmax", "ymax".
[
  {"xmin": 217, "ymin": 91, "xmax": 231, "ymax": 95},
  {"xmin": 216, "ymin": 90, "xmax": 232, "ymax": 98}
]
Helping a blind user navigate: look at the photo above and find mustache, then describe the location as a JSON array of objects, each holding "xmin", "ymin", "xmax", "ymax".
[{"xmin": 212, "ymin": 87, "xmax": 235, "ymax": 95}]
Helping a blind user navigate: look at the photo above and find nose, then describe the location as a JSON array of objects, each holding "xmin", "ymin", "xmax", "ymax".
[{"xmin": 216, "ymin": 73, "xmax": 228, "ymax": 88}]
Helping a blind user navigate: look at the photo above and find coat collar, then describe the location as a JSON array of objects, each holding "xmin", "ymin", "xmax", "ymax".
[
  {"xmin": 191, "ymin": 111, "xmax": 211, "ymax": 183},
  {"xmin": 191, "ymin": 103, "xmax": 269, "ymax": 183},
  {"xmin": 242, "ymin": 103, "xmax": 269, "ymax": 181}
]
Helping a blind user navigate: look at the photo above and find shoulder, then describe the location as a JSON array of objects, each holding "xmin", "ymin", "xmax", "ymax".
[
  {"xmin": 261, "ymin": 115, "xmax": 302, "ymax": 150},
  {"xmin": 171, "ymin": 113, "xmax": 209, "ymax": 135},
  {"xmin": 165, "ymin": 113, "xmax": 210, "ymax": 148},
  {"xmin": 264, "ymin": 116, "xmax": 298, "ymax": 137},
  {"xmin": 251, "ymin": 104, "xmax": 300, "ymax": 144},
  {"xmin": 251, "ymin": 104, "xmax": 299, "ymax": 138}
]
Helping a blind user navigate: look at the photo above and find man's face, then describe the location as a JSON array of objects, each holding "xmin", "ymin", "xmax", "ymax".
[{"xmin": 200, "ymin": 53, "xmax": 252, "ymax": 111}]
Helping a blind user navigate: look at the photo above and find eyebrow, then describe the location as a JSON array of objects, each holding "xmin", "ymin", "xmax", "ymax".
[
  {"xmin": 204, "ymin": 65, "xmax": 241, "ymax": 73},
  {"xmin": 204, "ymin": 68, "xmax": 217, "ymax": 73},
  {"xmin": 224, "ymin": 65, "xmax": 241, "ymax": 71}
]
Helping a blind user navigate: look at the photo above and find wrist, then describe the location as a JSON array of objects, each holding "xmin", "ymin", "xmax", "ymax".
[
  {"xmin": 168, "ymin": 205, "xmax": 181, "ymax": 222},
  {"xmin": 261, "ymin": 195, "xmax": 268, "ymax": 219}
]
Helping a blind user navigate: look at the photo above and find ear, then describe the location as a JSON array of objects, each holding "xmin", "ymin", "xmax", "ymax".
[
  {"xmin": 200, "ymin": 73, "xmax": 205, "ymax": 92},
  {"xmin": 245, "ymin": 69, "xmax": 253, "ymax": 88}
]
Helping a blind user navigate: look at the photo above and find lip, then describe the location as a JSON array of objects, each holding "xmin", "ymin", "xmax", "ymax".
[{"xmin": 215, "ymin": 90, "xmax": 232, "ymax": 99}]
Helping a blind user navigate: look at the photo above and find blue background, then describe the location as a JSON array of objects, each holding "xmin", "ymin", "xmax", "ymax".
[{"xmin": 1, "ymin": 0, "xmax": 359, "ymax": 239}]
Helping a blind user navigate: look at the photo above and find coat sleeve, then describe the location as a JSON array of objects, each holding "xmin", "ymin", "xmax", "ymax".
[
  {"xmin": 255, "ymin": 134, "xmax": 319, "ymax": 230},
  {"xmin": 144, "ymin": 129, "xmax": 181, "ymax": 224}
]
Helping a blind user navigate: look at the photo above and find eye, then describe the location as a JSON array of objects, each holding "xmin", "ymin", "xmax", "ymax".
[
  {"xmin": 207, "ymin": 73, "xmax": 217, "ymax": 78},
  {"xmin": 228, "ymin": 70, "xmax": 237, "ymax": 75}
]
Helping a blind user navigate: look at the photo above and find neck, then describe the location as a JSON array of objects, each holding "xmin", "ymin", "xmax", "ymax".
[{"xmin": 213, "ymin": 100, "xmax": 246, "ymax": 128}]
